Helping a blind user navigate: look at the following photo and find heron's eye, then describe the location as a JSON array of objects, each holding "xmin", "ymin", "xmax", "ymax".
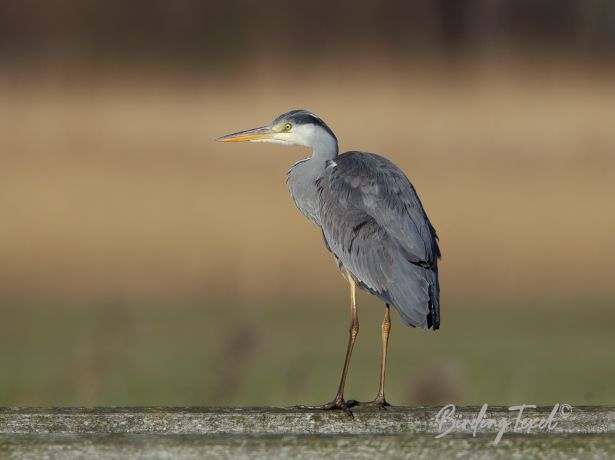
[{"xmin": 284, "ymin": 123, "xmax": 292, "ymax": 132}]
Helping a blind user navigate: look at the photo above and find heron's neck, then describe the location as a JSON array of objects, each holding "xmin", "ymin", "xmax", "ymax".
[{"xmin": 309, "ymin": 133, "xmax": 338, "ymax": 161}]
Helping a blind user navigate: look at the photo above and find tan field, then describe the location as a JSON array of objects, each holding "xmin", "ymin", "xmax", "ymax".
[{"xmin": 2, "ymin": 58, "xmax": 614, "ymax": 306}]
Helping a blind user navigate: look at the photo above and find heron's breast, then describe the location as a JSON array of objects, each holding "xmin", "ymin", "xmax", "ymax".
[{"xmin": 287, "ymin": 160, "xmax": 323, "ymax": 226}]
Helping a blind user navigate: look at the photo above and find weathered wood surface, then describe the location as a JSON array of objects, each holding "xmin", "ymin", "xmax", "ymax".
[
  {"xmin": 1, "ymin": 406, "xmax": 614, "ymax": 435},
  {"xmin": 1, "ymin": 406, "xmax": 614, "ymax": 459}
]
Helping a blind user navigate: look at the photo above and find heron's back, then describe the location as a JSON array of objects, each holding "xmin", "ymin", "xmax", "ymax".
[{"xmin": 315, "ymin": 151, "xmax": 440, "ymax": 330}]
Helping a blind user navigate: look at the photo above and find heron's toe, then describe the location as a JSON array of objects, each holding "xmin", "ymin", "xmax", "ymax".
[
  {"xmin": 347, "ymin": 398, "xmax": 391, "ymax": 410},
  {"xmin": 296, "ymin": 399, "xmax": 354, "ymax": 417}
]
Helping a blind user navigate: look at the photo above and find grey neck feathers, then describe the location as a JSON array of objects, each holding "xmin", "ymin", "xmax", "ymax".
[
  {"xmin": 286, "ymin": 125, "xmax": 338, "ymax": 224},
  {"xmin": 286, "ymin": 141, "xmax": 334, "ymax": 226},
  {"xmin": 310, "ymin": 130, "xmax": 338, "ymax": 161}
]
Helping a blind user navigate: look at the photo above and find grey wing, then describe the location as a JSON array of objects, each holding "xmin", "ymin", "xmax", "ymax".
[{"xmin": 317, "ymin": 152, "xmax": 440, "ymax": 330}]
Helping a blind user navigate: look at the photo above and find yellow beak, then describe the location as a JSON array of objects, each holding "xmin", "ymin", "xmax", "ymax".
[{"xmin": 216, "ymin": 125, "xmax": 274, "ymax": 143}]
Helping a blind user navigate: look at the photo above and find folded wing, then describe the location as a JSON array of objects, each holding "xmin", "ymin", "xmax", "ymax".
[{"xmin": 317, "ymin": 151, "xmax": 440, "ymax": 329}]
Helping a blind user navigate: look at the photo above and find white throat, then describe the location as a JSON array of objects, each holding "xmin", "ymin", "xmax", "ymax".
[{"xmin": 291, "ymin": 124, "xmax": 338, "ymax": 160}]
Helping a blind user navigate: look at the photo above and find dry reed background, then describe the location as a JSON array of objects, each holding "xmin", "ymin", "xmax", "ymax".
[{"xmin": 2, "ymin": 59, "xmax": 614, "ymax": 304}]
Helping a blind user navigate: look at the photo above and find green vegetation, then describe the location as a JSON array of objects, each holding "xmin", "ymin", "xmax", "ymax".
[{"xmin": 2, "ymin": 299, "xmax": 613, "ymax": 407}]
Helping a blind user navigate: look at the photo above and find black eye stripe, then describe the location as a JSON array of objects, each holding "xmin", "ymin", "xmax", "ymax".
[{"xmin": 273, "ymin": 110, "xmax": 338, "ymax": 143}]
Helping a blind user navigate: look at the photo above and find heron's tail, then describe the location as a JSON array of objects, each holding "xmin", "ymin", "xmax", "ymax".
[
  {"xmin": 386, "ymin": 262, "xmax": 440, "ymax": 330},
  {"xmin": 427, "ymin": 267, "xmax": 440, "ymax": 330}
]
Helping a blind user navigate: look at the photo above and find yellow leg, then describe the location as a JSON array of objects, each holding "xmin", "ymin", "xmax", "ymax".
[
  {"xmin": 374, "ymin": 304, "xmax": 391, "ymax": 406},
  {"xmin": 346, "ymin": 304, "xmax": 392, "ymax": 409},
  {"xmin": 333, "ymin": 277, "xmax": 359, "ymax": 405},
  {"xmin": 298, "ymin": 274, "xmax": 358, "ymax": 415}
]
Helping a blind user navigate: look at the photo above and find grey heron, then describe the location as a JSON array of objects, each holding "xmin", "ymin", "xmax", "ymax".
[{"xmin": 217, "ymin": 110, "xmax": 440, "ymax": 414}]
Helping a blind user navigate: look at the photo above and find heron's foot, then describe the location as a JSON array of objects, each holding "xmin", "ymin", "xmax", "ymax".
[
  {"xmin": 346, "ymin": 396, "xmax": 391, "ymax": 409},
  {"xmin": 296, "ymin": 397, "xmax": 354, "ymax": 416}
]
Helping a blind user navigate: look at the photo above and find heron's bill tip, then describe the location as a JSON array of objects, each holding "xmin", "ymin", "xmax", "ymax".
[{"xmin": 216, "ymin": 126, "xmax": 274, "ymax": 143}]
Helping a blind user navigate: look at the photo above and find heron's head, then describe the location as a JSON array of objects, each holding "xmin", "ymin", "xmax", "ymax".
[{"xmin": 216, "ymin": 109, "xmax": 338, "ymax": 155}]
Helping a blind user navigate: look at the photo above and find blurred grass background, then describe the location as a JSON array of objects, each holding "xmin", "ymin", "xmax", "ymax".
[{"xmin": 1, "ymin": 0, "xmax": 614, "ymax": 407}]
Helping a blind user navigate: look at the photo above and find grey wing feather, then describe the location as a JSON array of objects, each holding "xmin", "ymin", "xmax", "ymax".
[{"xmin": 317, "ymin": 152, "xmax": 440, "ymax": 330}]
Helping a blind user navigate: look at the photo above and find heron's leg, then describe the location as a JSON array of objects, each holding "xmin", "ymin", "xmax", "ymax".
[
  {"xmin": 347, "ymin": 304, "xmax": 392, "ymax": 409},
  {"xmin": 333, "ymin": 277, "xmax": 359, "ymax": 403},
  {"xmin": 374, "ymin": 304, "xmax": 392, "ymax": 406},
  {"xmin": 298, "ymin": 276, "xmax": 358, "ymax": 415}
]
